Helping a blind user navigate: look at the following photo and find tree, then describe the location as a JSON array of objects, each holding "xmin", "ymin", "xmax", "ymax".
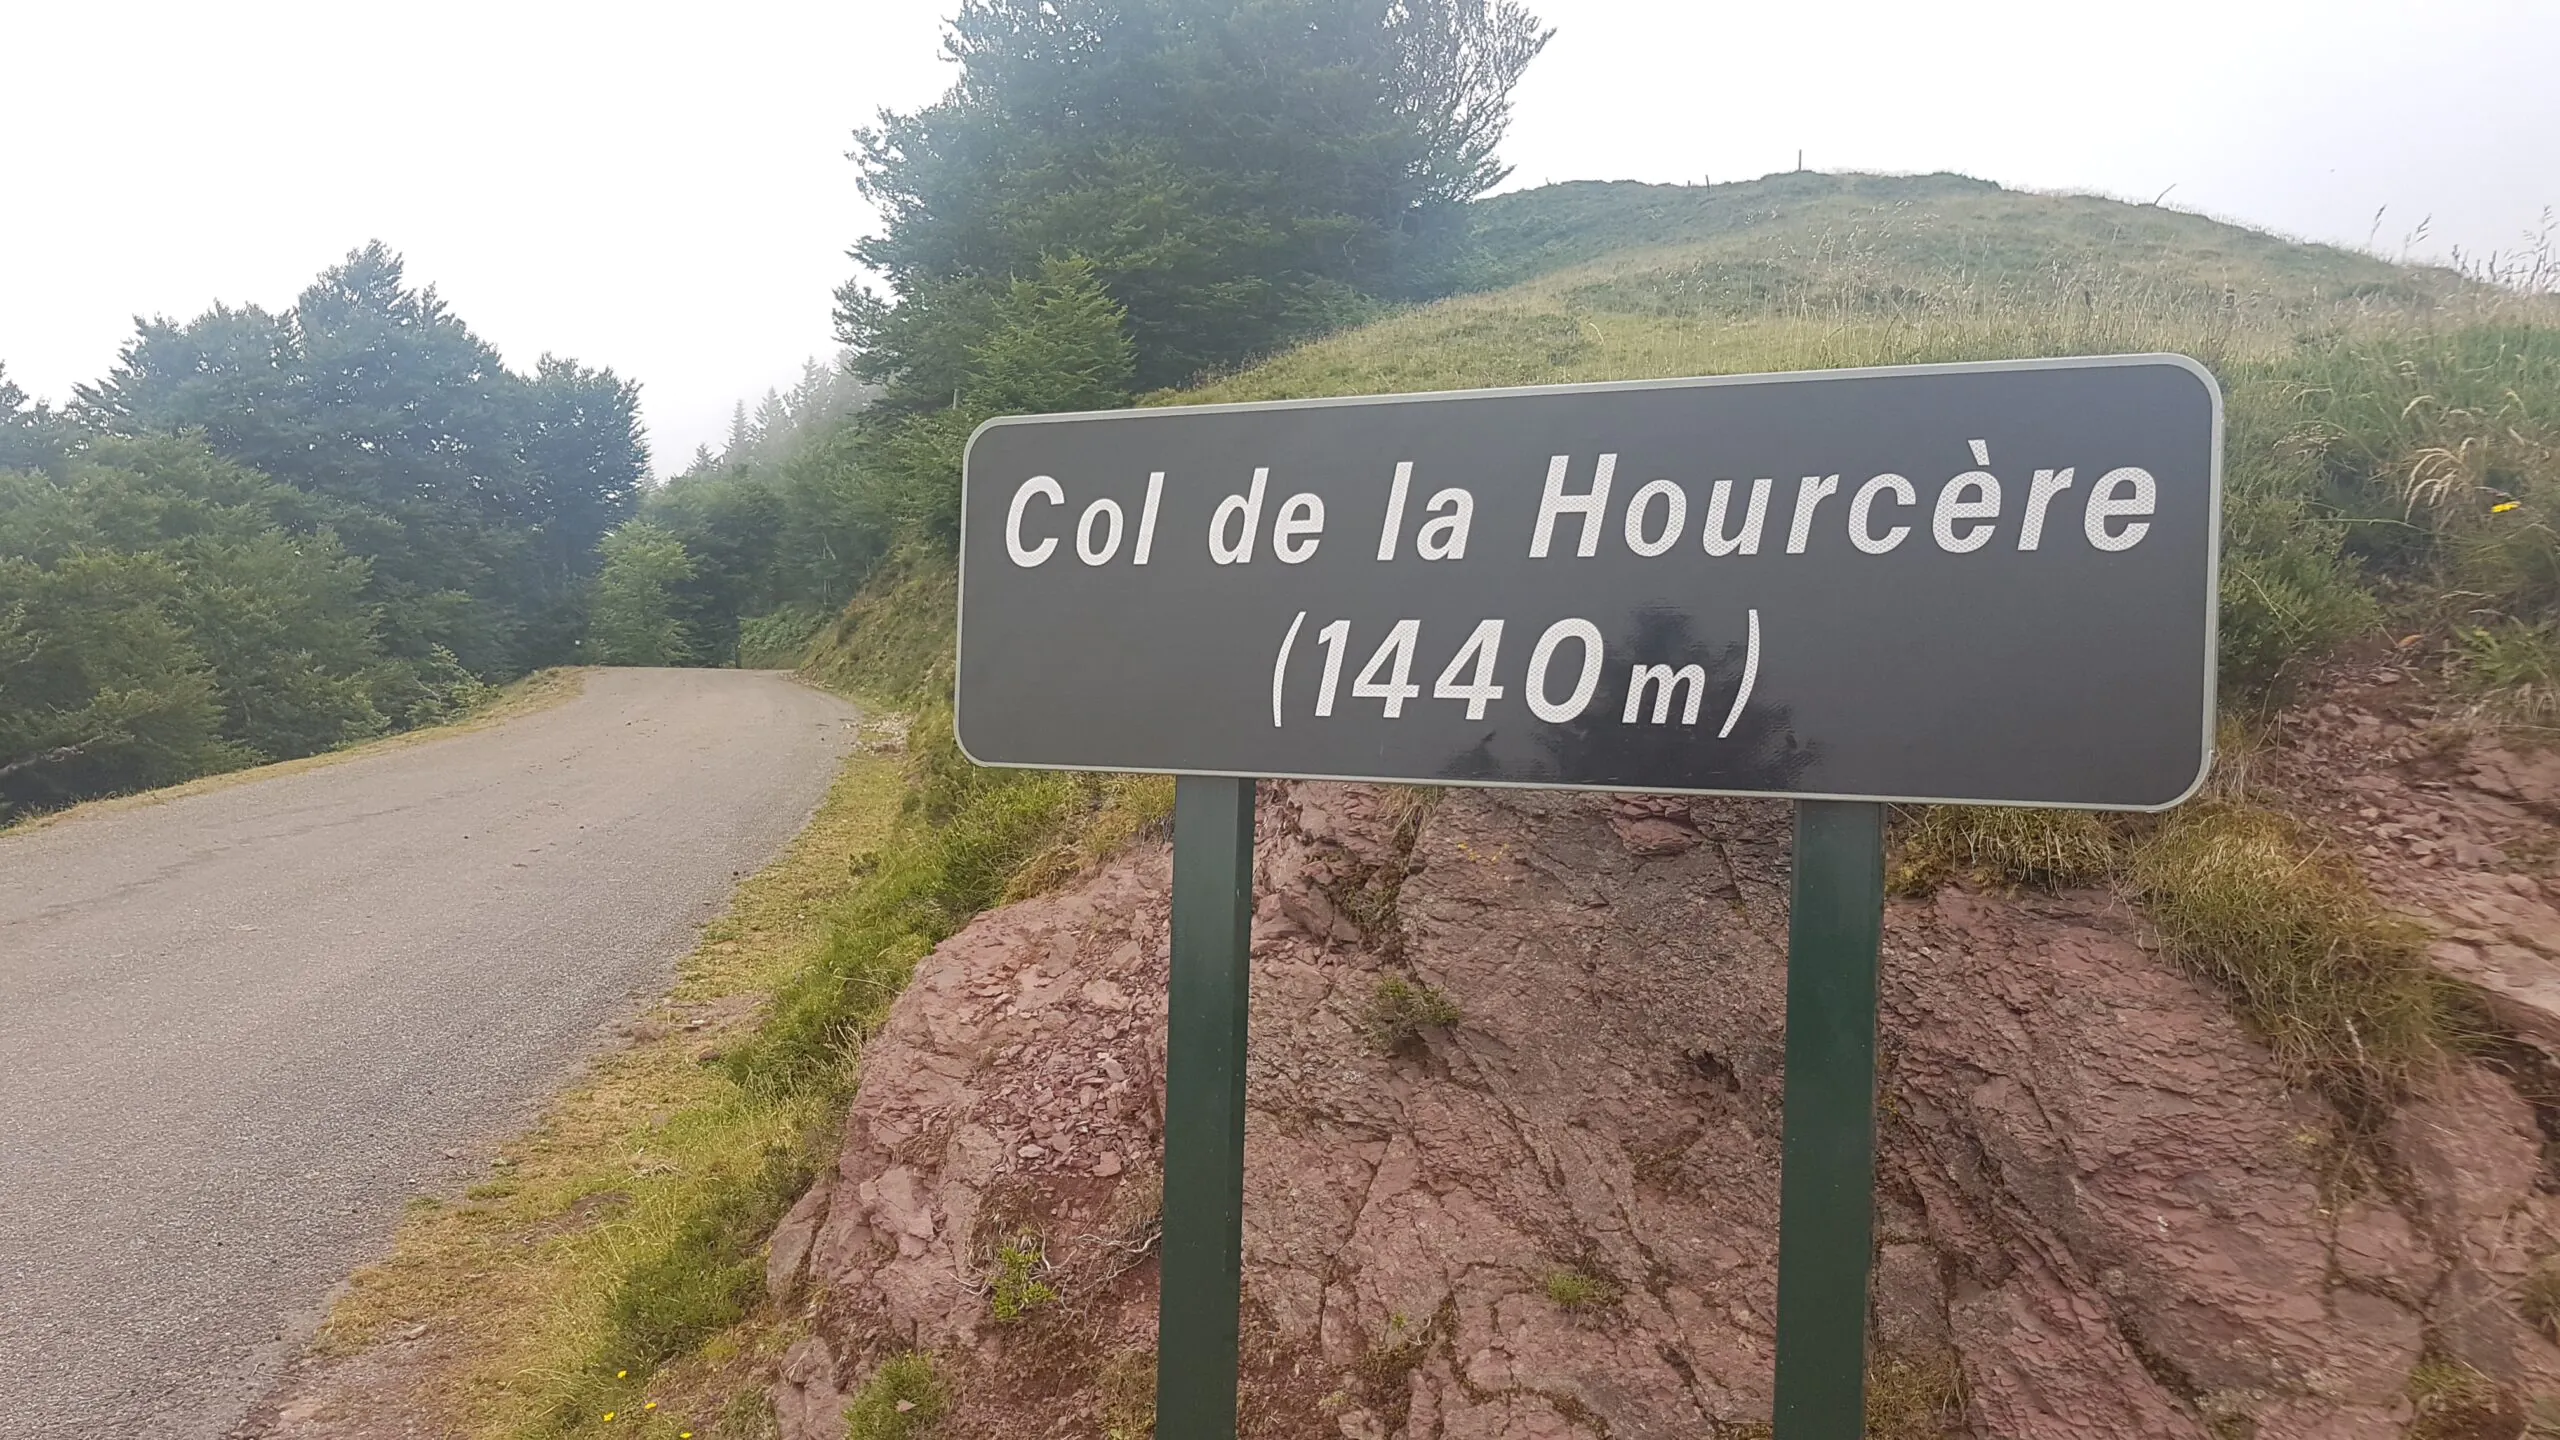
[
  {"xmin": 838, "ymin": 0, "xmax": 1550, "ymax": 400},
  {"xmin": 74, "ymin": 244, "xmax": 647, "ymax": 675},
  {"xmin": 0, "ymin": 362, "xmax": 67, "ymax": 471},
  {"xmin": 0, "ymin": 435, "xmax": 394, "ymax": 780},
  {"xmin": 0, "ymin": 551, "xmax": 240, "ymax": 816},
  {"xmin": 586, "ymin": 521, "xmax": 701, "ymax": 666}
]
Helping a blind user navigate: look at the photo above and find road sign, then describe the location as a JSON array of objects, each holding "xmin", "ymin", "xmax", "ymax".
[
  {"xmin": 957, "ymin": 355, "xmax": 2220, "ymax": 810},
  {"xmin": 960, "ymin": 356, "xmax": 2224, "ymax": 1440}
]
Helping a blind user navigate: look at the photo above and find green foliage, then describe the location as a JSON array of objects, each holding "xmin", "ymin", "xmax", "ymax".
[
  {"xmin": 75, "ymin": 242, "xmax": 646, "ymax": 675},
  {"xmin": 1364, "ymin": 973, "xmax": 1461, "ymax": 1052},
  {"xmin": 0, "ymin": 435, "xmax": 461, "ymax": 815},
  {"xmin": 841, "ymin": 0, "xmax": 1551, "ymax": 401},
  {"xmin": 2128, "ymin": 803, "xmax": 2448, "ymax": 1111},
  {"xmin": 0, "ymin": 361, "xmax": 69, "ymax": 470},
  {"xmin": 987, "ymin": 1234, "xmax": 1060, "ymax": 1321},
  {"xmin": 844, "ymin": 1352, "xmax": 951, "ymax": 1440},
  {"xmin": 737, "ymin": 605, "xmax": 830, "ymax": 669},
  {"xmin": 585, "ymin": 521, "xmax": 701, "ymax": 666},
  {"xmin": 1540, "ymin": 1267, "xmax": 1616, "ymax": 1310},
  {"xmin": 725, "ymin": 698, "xmax": 1109, "ymax": 1095},
  {"xmin": 592, "ymin": 1144, "xmax": 810, "ymax": 1375},
  {"xmin": 661, "ymin": 261, "xmax": 1142, "ymax": 663}
]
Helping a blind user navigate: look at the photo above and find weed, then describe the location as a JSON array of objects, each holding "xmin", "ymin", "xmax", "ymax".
[
  {"xmin": 1867, "ymin": 1349, "xmax": 1967, "ymax": 1439},
  {"xmin": 987, "ymin": 1235, "xmax": 1059, "ymax": 1322},
  {"xmin": 2456, "ymin": 621, "xmax": 2560, "ymax": 727},
  {"xmin": 2128, "ymin": 802, "xmax": 2447, "ymax": 1110},
  {"xmin": 1888, "ymin": 805, "xmax": 2116, "ymax": 895},
  {"xmin": 2407, "ymin": 1358, "xmax": 2506, "ymax": 1440},
  {"xmin": 1542, "ymin": 1267, "xmax": 1618, "ymax": 1310},
  {"xmin": 2519, "ymin": 1257, "xmax": 2560, "ymax": 1340},
  {"xmin": 1364, "ymin": 973, "xmax": 1461, "ymax": 1053},
  {"xmin": 1098, "ymin": 1349, "xmax": 1156, "ymax": 1440},
  {"xmin": 845, "ymin": 1352, "xmax": 950, "ymax": 1440}
]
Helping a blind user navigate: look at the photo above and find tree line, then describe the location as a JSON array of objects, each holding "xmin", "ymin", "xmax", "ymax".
[
  {"xmin": 0, "ymin": 244, "xmax": 646, "ymax": 818},
  {"xmin": 594, "ymin": 0, "xmax": 1551, "ymax": 671}
]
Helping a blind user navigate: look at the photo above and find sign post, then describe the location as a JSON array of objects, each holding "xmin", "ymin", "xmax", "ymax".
[
  {"xmin": 1771, "ymin": 799, "xmax": 1887, "ymax": 1436},
  {"xmin": 954, "ymin": 356, "xmax": 2222, "ymax": 1438},
  {"xmin": 1158, "ymin": 775, "xmax": 1257, "ymax": 1437}
]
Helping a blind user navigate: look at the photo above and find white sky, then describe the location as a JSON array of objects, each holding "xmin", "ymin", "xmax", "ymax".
[{"xmin": 3, "ymin": 0, "xmax": 2554, "ymax": 470}]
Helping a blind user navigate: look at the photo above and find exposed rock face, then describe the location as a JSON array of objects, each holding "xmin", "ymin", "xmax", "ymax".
[{"xmin": 774, "ymin": 779, "xmax": 2560, "ymax": 1438}]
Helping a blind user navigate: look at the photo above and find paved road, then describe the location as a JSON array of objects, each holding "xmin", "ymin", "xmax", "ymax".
[{"xmin": 0, "ymin": 669, "xmax": 859, "ymax": 1437}]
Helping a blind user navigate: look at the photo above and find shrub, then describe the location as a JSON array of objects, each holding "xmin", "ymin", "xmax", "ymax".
[{"xmin": 987, "ymin": 1235, "xmax": 1058, "ymax": 1322}]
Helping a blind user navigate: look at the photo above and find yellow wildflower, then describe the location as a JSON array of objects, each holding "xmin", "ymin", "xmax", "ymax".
[{"xmin": 2494, "ymin": 500, "xmax": 2521, "ymax": 513}]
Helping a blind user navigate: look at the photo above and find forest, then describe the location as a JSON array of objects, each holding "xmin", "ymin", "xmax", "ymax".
[{"xmin": 0, "ymin": 245, "xmax": 647, "ymax": 817}]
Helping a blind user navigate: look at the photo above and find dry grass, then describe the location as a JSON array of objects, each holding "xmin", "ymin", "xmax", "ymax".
[
  {"xmin": 2406, "ymin": 1357, "xmax": 2507, "ymax": 1440},
  {"xmin": 0, "ymin": 666, "xmax": 587, "ymax": 837},
  {"xmin": 1888, "ymin": 805, "xmax": 2117, "ymax": 895},
  {"xmin": 2128, "ymin": 802, "xmax": 2448, "ymax": 1110}
]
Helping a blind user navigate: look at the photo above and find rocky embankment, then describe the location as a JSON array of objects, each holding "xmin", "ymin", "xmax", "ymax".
[{"xmin": 768, "ymin": 667, "xmax": 2560, "ymax": 1438}]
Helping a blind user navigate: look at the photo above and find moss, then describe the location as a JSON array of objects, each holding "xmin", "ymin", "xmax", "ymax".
[{"xmin": 845, "ymin": 1352, "xmax": 950, "ymax": 1440}]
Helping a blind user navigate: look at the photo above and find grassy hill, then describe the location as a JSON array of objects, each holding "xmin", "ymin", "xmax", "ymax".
[
  {"xmin": 1457, "ymin": 171, "xmax": 2442, "ymax": 300},
  {"xmin": 815, "ymin": 173, "xmax": 2559, "ymax": 718},
  {"xmin": 1160, "ymin": 173, "xmax": 2556, "ymax": 713}
]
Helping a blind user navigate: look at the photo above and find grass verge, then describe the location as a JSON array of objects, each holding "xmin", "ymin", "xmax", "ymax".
[
  {"xmin": 1, "ymin": 667, "xmax": 587, "ymax": 837},
  {"xmin": 314, "ymin": 688, "xmax": 1173, "ymax": 1438},
  {"xmin": 312, "ymin": 729, "xmax": 909, "ymax": 1438}
]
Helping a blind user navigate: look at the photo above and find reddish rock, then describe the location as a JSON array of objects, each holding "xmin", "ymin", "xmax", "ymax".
[{"xmin": 774, "ymin": 780, "xmax": 2554, "ymax": 1438}]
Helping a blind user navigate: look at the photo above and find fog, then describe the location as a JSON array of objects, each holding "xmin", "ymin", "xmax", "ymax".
[{"xmin": 3, "ymin": 0, "xmax": 2552, "ymax": 465}]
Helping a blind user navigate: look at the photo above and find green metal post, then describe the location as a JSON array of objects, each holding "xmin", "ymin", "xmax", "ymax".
[
  {"xmin": 1771, "ymin": 799, "xmax": 1886, "ymax": 1438},
  {"xmin": 1157, "ymin": 774, "xmax": 1257, "ymax": 1439}
]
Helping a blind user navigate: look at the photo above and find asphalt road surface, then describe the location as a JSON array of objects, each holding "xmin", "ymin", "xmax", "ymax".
[{"xmin": 0, "ymin": 668, "xmax": 859, "ymax": 1437}]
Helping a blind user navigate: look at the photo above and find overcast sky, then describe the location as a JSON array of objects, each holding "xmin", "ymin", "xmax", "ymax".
[{"xmin": 4, "ymin": 0, "xmax": 2554, "ymax": 470}]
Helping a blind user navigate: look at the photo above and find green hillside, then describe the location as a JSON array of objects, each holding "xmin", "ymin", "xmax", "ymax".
[
  {"xmin": 1160, "ymin": 174, "xmax": 2555, "ymax": 711},
  {"xmin": 1457, "ymin": 171, "xmax": 2441, "ymax": 299}
]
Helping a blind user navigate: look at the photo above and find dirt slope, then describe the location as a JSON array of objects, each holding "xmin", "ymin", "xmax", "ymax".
[{"xmin": 767, "ymin": 675, "xmax": 2560, "ymax": 1438}]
